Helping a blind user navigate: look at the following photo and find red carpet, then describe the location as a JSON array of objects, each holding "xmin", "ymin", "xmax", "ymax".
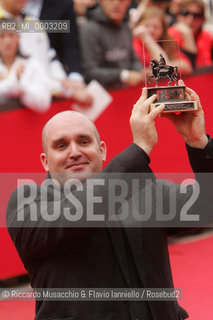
[
  {"xmin": 1, "ymin": 71, "xmax": 213, "ymax": 318},
  {"xmin": 169, "ymin": 234, "xmax": 213, "ymax": 319},
  {"xmin": 0, "ymin": 300, "xmax": 35, "ymax": 320},
  {"xmin": 1, "ymin": 72, "xmax": 213, "ymax": 280},
  {"xmin": 1, "ymin": 235, "xmax": 213, "ymax": 319}
]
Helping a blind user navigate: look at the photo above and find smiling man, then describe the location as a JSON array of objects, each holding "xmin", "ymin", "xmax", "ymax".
[
  {"xmin": 6, "ymin": 86, "xmax": 213, "ymax": 320},
  {"xmin": 40, "ymin": 111, "xmax": 106, "ymax": 184}
]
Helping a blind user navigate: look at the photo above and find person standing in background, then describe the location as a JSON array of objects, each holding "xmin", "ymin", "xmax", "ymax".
[
  {"xmin": 132, "ymin": 6, "xmax": 193, "ymax": 75},
  {"xmin": 0, "ymin": 28, "xmax": 51, "ymax": 112},
  {"xmin": 169, "ymin": 0, "xmax": 213, "ymax": 68},
  {"xmin": 80, "ymin": 0, "xmax": 146, "ymax": 90}
]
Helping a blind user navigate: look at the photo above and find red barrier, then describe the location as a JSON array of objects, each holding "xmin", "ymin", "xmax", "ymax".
[{"xmin": 0, "ymin": 72, "xmax": 212, "ymax": 279}]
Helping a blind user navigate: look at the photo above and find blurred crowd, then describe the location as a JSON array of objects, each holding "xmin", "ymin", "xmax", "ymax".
[{"xmin": 0, "ymin": 0, "xmax": 212, "ymax": 112}]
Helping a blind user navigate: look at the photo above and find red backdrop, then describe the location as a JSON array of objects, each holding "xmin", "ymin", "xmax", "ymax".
[{"xmin": 0, "ymin": 72, "xmax": 213, "ymax": 279}]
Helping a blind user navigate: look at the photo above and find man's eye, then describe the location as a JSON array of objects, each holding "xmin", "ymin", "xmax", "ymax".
[
  {"xmin": 56, "ymin": 144, "xmax": 66, "ymax": 149},
  {"xmin": 80, "ymin": 140, "xmax": 89, "ymax": 145}
]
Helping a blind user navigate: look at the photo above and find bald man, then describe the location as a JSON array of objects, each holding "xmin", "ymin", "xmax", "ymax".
[
  {"xmin": 6, "ymin": 86, "xmax": 213, "ymax": 320},
  {"xmin": 40, "ymin": 111, "xmax": 106, "ymax": 185}
]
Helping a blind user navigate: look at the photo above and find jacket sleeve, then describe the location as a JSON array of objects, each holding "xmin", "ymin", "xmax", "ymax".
[
  {"xmin": 42, "ymin": 0, "xmax": 82, "ymax": 75},
  {"xmin": 186, "ymin": 135, "xmax": 213, "ymax": 172},
  {"xmin": 60, "ymin": 0, "xmax": 82, "ymax": 75},
  {"xmin": 80, "ymin": 22, "xmax": 123, "ymax": 85},
  {"xmin": 166, "ymin": 135, "xmax": 213, "ymax": 236}
]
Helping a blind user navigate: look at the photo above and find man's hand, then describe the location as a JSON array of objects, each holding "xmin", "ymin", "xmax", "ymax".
[
  {"xmin": 162, "ymin": 80, "xmax": 208, "ymax": 149},
  {"xmin": 130, "ymin": 87, "xmax": 165, "ymax": 155}
]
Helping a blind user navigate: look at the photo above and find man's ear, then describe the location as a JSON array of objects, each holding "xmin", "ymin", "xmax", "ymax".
[
  {"xmin": 100, "ymin": 141, "xmax": 107, "ymax": 161},
  {"xmin": 40, "ymin": 153, "xmax": 49, "ymax": 172}
]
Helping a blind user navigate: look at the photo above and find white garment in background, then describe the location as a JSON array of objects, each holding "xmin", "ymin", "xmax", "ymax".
[
  {"xmin": 0, "ymin": 8, "xmax": 55, "ymax": 68},
  {"xmin": 48, "ymin": 59, "xmax": 74, "ymax": 98},
  {"xmin": 20, "ymin": 28, "xmax": 55, "ymax": 69},
  {"xmin": 23, "ymin": 0, "xmax": 43, "ymax": 19},
  {"xmin": 23, "ymin": 1, "xmax": 84, "ymax": 82},
  {"xmin": 0, "ymin": 56, "xmax": 52, "ymax": 112}
]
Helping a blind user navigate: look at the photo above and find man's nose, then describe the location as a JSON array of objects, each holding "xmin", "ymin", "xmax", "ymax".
[{"xmin": 68, "ymin": 142, "xmax": 82, "ymax": 158}]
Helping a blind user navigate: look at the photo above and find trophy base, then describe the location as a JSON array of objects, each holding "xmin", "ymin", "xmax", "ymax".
[{"xmin": 150, "ymin": 100, "xmax": 198, "ymax": 113}]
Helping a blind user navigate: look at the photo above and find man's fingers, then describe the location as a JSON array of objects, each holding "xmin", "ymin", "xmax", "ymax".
[
  {"xmin": 133, "ymin": 92, "xmax": 157, "ymax": 115},
  {"xmin": 144, "ymin": 93, "xmax": 157, "ymax": 112},
  {"xmin": 185, "ymin": 86, "xmax": 200, "ymax": 102},
  {"xmin": 179, "ymin": 79, "xmax": 199, "ymax": 99},
  {"xmin": 178, "ymin": 81, "xmax": 202, "ymax": 110},
  {"xmin": 179, "ymin": 79, "xmax": 201, "ymax": 105},
  {"xmin": 185, "ymin": 92, "xmax": 191, "ymax": 101},
  {"xmin": 185, "ymin": 89, "xmax": 202, "ymax": 109},
  {"xmin": 132, "ymin": 87, "xmax": 147, "ymax": 113},
  {"xmin": 134, "ymin": 87, "xmax": 148, "ymax": 106},
  {"xmin": 139, "ymin": 87, "xmax": 148, "ymax": 104},
  {"xmin": 149, "ymin": 104, "xmax": 165, "ymax": 121},
  {"xmin": 191, "ymin": 93, "xmax": 202, "ymax": 110}
]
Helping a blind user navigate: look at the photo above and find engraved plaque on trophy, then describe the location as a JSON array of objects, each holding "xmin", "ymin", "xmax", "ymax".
[{"xmin": 145, "ymin": 47, "xmax": 197, "ymax": 113}]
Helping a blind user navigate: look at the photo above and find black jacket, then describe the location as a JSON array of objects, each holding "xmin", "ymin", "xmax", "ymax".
[
  {"xmin": 40, "ymin": 0, "xmax": 82, "ymax": 75},
  {"xmin": 6, "ymin": 139, "xmax": 213, "ymax": 320}
]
